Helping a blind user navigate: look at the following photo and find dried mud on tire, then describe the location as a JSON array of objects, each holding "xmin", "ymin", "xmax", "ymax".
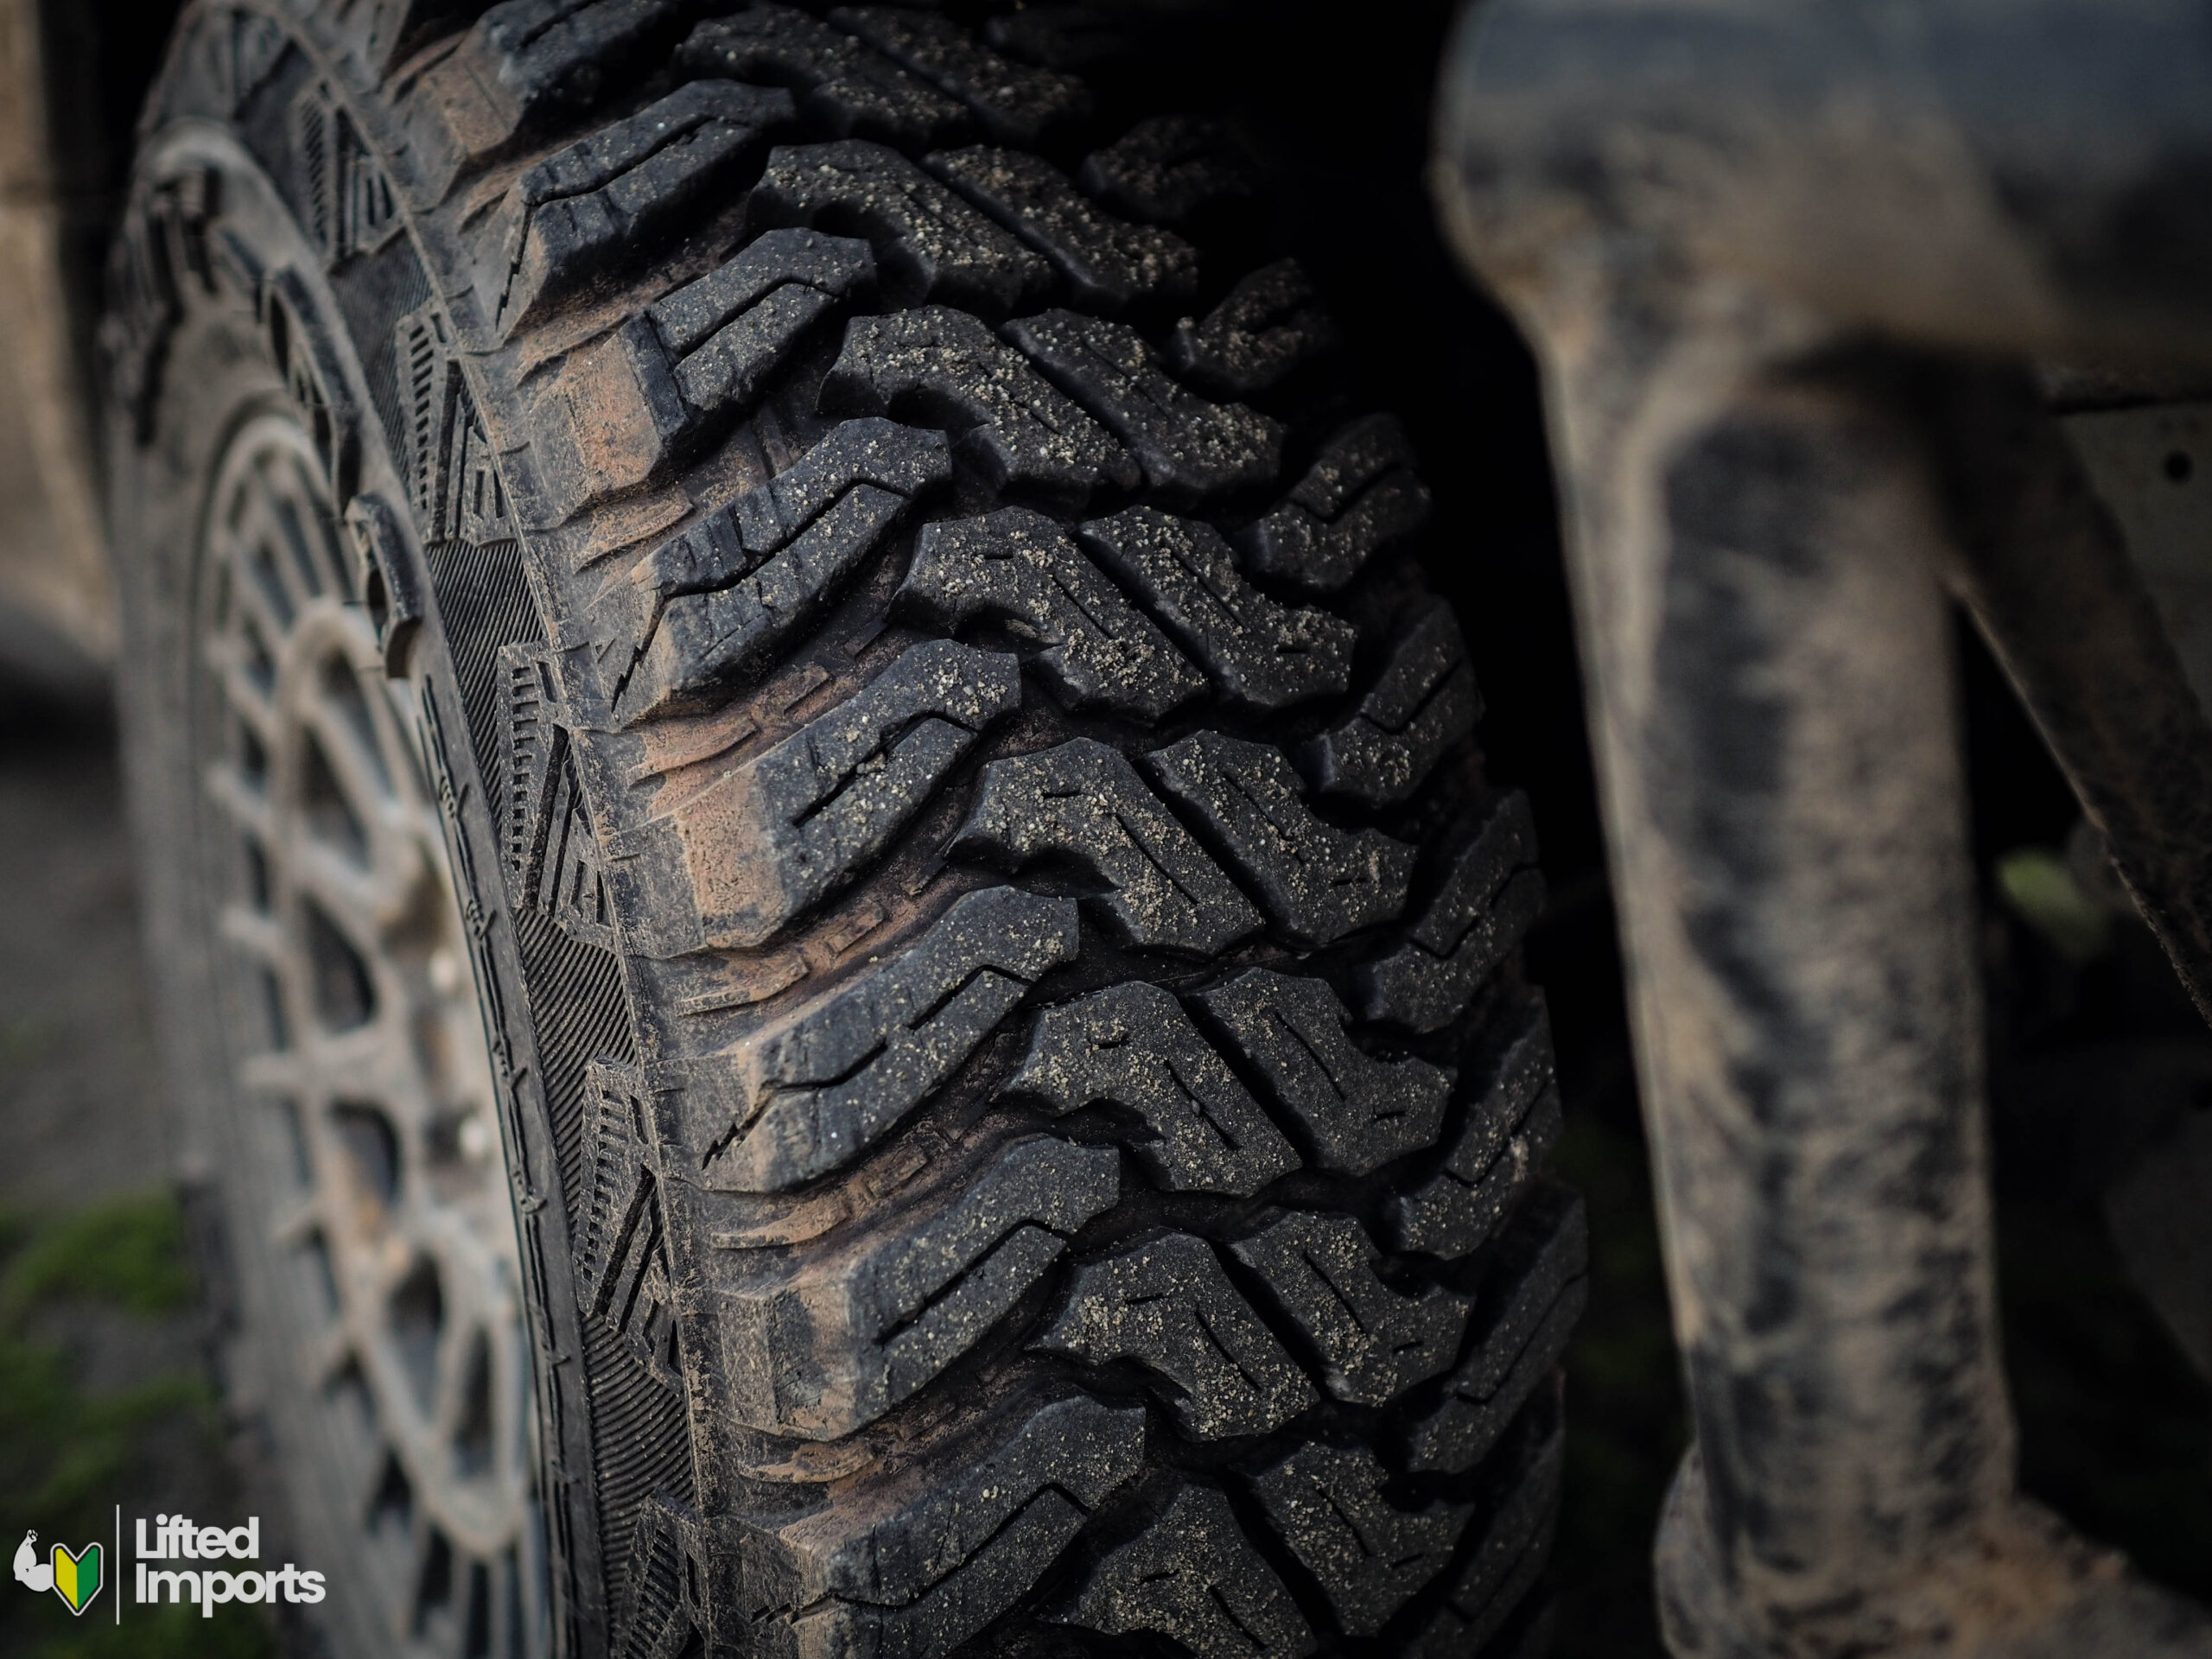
[{"xmin": 105, "ymin": 3, "xmax": 1581, "ymax": 1655}]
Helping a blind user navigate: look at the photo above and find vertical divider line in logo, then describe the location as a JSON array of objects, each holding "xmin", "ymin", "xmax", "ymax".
[{"xmin": 112, "ymin": 1509, "xmax": 118, "ymax": 1627}]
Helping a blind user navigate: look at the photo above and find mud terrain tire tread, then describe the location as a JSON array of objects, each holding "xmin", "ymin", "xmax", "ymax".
[{"xmin": 113, "ymin": 4, "xmax": 1578, "ymax": 1655}]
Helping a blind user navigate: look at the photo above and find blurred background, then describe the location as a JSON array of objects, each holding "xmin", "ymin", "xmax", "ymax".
[{"xmin": 0, "ymin": 1, "xmax": 2208, "ymax": 1655}]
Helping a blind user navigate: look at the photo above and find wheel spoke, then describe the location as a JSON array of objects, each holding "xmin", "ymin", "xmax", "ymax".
[
  {"xmin": 224, "ymin": 486, "xmax": 308, "ymax": 632},
  {"xmin": 290, "ymin": 834, "xmax": 412, "ymax": 937},
  {"xmin": 302, "ymin": 689, "xmax": 404, "ymax": 831},
  {"xmin": 207, "ymin": 638, "xmax": 283, "ymax": 746},
  {"xmin": 268, "ymin": 1194, "xmax": 321, "ymax": 1249},
  {"xmin": 219, "ymin": 903, "xmax": 290, "ymax": 969},
  {"xmin": 199, "ymin": 414, "xmax": 537, "ymax": 1653},
  {"xmin": 301, "ymin": 1321, "xmax": 356, "ymax": 1390},
  {"xmin": 207, "ymin": 760, "xmax": 276, "ymax": 843}
]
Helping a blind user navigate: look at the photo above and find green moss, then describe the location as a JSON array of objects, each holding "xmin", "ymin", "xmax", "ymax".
[
  {"xmin": 0, "ymin": 1195, "xmax": 198, "ymax": 1323},
  {"xmin": 29, "ymin": 1605, "xmax": 273, "ymax": 1659},
  {"xmin": 0, "ymin": 1193, "xmax": 270, "ymax": 1659}
]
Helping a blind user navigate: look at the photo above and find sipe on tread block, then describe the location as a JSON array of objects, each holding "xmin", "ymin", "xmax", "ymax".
[
  {"xmin": 953, "ymin": 737, "xmax": 1262, "ymax": 957},
  {"xmin": 1408, "ymin": 1189, "xmax": 1588, "ymax": 1475},
  {"xmin": 1230, "ymin": 1211, "xmax": 1471, "ymax": 1407},
  {"xmin": 750, "ymin": 140, "xmax": 1053, "ymax": 312},
  {"xmin": 677, "ymin": 4, "xmax": 969, "ymax": 149},
  {"xmin": 405, "ymin": 0, "xmax": 712, "ymax": 203},
  {"xmin": 1302, "ymin": 598, "xmax": 1482, "ymax": 808},
  {"xmin": 1249, "ymin": 1440, "xmax": 1471, "ymax": 1637},
  {"xmin": 1055, "ymin": 1482, "xmax": 1316, "ymax": 1658},
  {"xmin": 1039, "ymin": 1230, "xmax": 1316, "ymax": 1439},
  {"xmin": 651, "ymin": 639, "xmax": 1022, "ymax": 950},
  {"xmin": 605, "ymin": 418, "xmax": 952, "ymax": 721},
  {"xmin": 1382, "ymin": 995, "xmax": 1564, "ymax": 1259},
  {"xmin": 684, "ymin": 886, "xmax": 1080, "ymax": 1192},
  {"xmin": 719, "ymin": 1131, "xmax": 1119, "ymax": 1439},
  {"xmin": 530, "ymin": 228, "xmax": 878, "ymax": 517},
  {"xmin": 893, "ymin": 506, "xmax": 1206, "ymax": 722},
  {"xmin": 728, "ymin": 1382, "xmax": 1147, "ymax": 1657},
  {"xmin": 1198, "ymin": 968, "xmax": 1452, "ymax": 1175},
  {"xmin": 479, "ymin": 79, "xmax": 796, "ymax": 339},
  {"xmin": 1005, "ymin": 979, "xmax": 1297, "ymax": 1197},
  {"xmin": 1078, "ymin": 508, "xmax": 1354, "ymax": 713},
  {"xmin": 1357, "ymin": 791, "xmax": 1548, "ymax": 1032},
  {"xmin": 822, "ymin": 306, "xmax": 1137, "ymax": 499},
  {"xmin": 1005, "ymin": 309, "xmax": 1284, "ymax": 502},
  {"xmin": 830, "ymin": 7, "xmax": 1092, "ymax": 147},
  {"xmin": 1238, "ymin": 413, "xmax": 1433, "ymax": 592},
  {"xmin": 927, "ymin": 146, "xmax": 1198, "ymax": 316},
  {"xmin": 1168, "ymin": 257, "xmax": 1341, "ymax": 397},
  {"xmin": 1147, "ymin": 730, "xmax": 1414, "ymax": 944},
  {"xmin": 1408, "ymin": 1412, "xmax": 1567, "ymax": 1656}
]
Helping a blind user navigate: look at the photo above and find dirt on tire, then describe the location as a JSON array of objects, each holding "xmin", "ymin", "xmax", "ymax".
[{"xmin": 104, "ymin": 4, "xmax": 1581, "ymax": 1655}]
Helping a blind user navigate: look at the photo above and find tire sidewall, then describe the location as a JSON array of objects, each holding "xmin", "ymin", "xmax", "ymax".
[{"xmin": 108, "ymin": 113, "xmax": 580, "ymax": 1659}]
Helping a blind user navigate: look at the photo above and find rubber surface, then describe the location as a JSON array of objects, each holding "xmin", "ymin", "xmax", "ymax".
[{"xmin": 107, "ymin": 3, "xmax": 1580, "ymax": 1653}]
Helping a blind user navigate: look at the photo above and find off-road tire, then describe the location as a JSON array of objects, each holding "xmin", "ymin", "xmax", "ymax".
[{"xmin": 105, "ymin": 3, "xmax": 1580, "ymax": 1656}]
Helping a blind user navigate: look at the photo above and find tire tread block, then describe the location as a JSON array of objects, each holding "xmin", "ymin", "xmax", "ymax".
[
  {"xmin": 725, "ymin": 1134, "xmax": 1118, "ymax": 1438},
  {"xmin": 1058, "ymin": 1483, "xmax": 1315, "ymax": 1659},
  {"xmin": 1302, "ymin": 600, "xmax": 1480, "ymax": 807},
  {"xmin": 411, "ymin": 0, "xmax": 702, "ymax": 193},
  {"xmin": 1007, "ymin": 981, "xmax": 1299, "ymax": 1197},
  {"xmin": 1408, "ymin": 1418, "xmax": 1564, "ymax": 1657},
  {"xmin": 1355, "ymin": 792, "xmax": 1544, "ymax": 1033},
  {"xmin": 1237, "ymin": 414, "xmax": 1430, "ymax": 592},
  {"xmin": 929, "ymin": 147, "xmax": 1196, "ymax": 317},
  {"xmin": 671, "ymin": 639, "xmax": 1021, "ymax": 949},
  {"xmin": 1230, "ymin": 1211, "xmax": 1469, "ymax": 1408},
  {"xmin": 531, "ymin": 228, "xmax": 875, "ymax": 519},
  {"xmin": 1383, "ymin": 999, "xmax": 1561, "ymax": 1259},
  {"xmin": 1198, "ymin": 969, "xmax": 1449, "ymax": 1176},
  {"xmin": 823, "ymin": 307, "xmax": 1138, "ymax": 500},
  {"xmin": 1166, "ymin": 257, "xmax": 1337, "ymax": 398},
  {"xmin": 1147, "ymin": 731, "xmax": 1412, "ymax": 946},
  {"xmin": 611, "ymin": 418, "xmax": 950, "ymax": 718},
  {"xmin": 486, "ymin": 79, "xmax": 794, "ymax": 334},
  {"xmin": 703, "ymin": 886, "xmax": 1081, "ymax": 1190},
  {"xmin": 981, "ymin": 6, "xmax": 1139, "ymax": 74},
  {"xmin": 832, "ymin": 8, "xmax": 1091, "ymax": 147},
  {"xmin": 1078, "ymin": 115, "xmax": 1258, "ymax": 232},
  {"xmin": 751, "ymin": 140, "xmax": 1052, "ymax": 313},
  {"xmin": 1408, "ymin": 1190, "xmax": 1586, "ymax": 1474},
  {"xmin": 894, "ymin": 506, "xmax": 1205, "ymax": 722},
  {"xmin": 677, "ymin": 4, "xmax": 967, "ymax": 149},
  {"xmin": 1249, "ymin": 1440, "xmax": 1470, "ymax": 1637},
  {"xmin": 1007, "ymin": 309, "xmax": 1282, "ymax": 503},
  {"xmin": 1079, "ymin": 509, "xmax": 1351, "ymax": 715},
  {"xmin": 743, "ymin": 1386, "xmax": 1143, "ymax": 1656},
  {"xmin": 654, "ymin": 226, "xmax": 877, "ymax": 414},
  {"xmin": 954, "ymin": 738, "xmax": 1262, "ymax": 957},
  {"xmin": 1039, "ymin": 1231, "xmax": 1316, "ymax": 1438}
]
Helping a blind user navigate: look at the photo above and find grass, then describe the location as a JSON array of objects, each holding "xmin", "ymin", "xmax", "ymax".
[{"xmin": 0, "ymin": 1192, "xmax": 270, "ymax": 1659}]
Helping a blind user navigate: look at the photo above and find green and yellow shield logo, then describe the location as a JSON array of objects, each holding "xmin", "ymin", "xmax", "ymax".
[{"xmin": 49, "ymin": 1541, "xmax": 101, "ymax": 1616}]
